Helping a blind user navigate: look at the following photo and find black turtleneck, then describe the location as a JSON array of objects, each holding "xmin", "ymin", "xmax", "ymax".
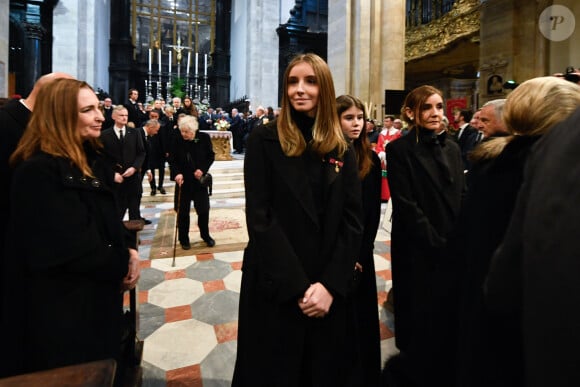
[{"xmin": 291, "ymin": 111, "xmax": 324, "ymax": 219}]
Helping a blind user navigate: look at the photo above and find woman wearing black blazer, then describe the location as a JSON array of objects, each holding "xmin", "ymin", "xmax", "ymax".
[
  {"xmin": 1, "ymin": 79, "xmax": 140, "ymax": 380},
  {"xmin": 385, "ymin": 85, "xmax": 464, "ymax": 387},
  {"xmin": 233, "ymin": 54, "xmax": 363, "ymax": 386}
]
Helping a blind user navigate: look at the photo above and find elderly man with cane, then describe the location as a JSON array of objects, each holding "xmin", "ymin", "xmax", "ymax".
[{"xmin": 169, "ymin": 115, "xmax": 215, "ymax": 250}]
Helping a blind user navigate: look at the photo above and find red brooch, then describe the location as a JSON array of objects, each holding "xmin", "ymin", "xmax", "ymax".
[{"xmin": 328, "ymin": 157, "xmax": 344, "ymax": 173}]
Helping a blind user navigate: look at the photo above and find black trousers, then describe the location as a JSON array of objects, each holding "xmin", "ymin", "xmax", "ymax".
[
  {"xmin": 175, "ymin": 182, "xmax": 211, "ymax": 243},
  {"xmin": 116, "ymin": 175, "xmax": 141, "ymax": 220},
  {"xmin": 149, "ymin": 164, "xmax": 166, "ymax": 190}
]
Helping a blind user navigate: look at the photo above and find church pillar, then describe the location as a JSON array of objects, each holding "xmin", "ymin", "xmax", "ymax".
[
  {"xmin": 212, "ymin": 0, "xmax": 231, "ymax": 106},
  {"xmin": 109, "ymin": 0, "xmax": 134, "ymax": 104},
  {"xmin": 329, "ymin": 0, "xmax": 405, "ymax": 120},
  {"xmin": 21, "ymin": 22, "xmax": 45, "ymax": 94}
]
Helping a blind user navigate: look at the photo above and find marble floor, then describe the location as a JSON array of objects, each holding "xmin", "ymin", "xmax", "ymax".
[{"xmin": 133, "ymin": 157, "xmax": 398, "ymax": 386}]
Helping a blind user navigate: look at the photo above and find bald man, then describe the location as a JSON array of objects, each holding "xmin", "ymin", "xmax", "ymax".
[{"xmin": 0, "ymin": 72, "xmax": 74, "ymax": 283}]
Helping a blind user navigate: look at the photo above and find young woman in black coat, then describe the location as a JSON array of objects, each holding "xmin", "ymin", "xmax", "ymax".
[
  {"xmin": 385, "ymin": 85, "xmax": 464, "ymax": 387},
  {"xmin": 1, "ymin": 79, "xmax": 140, "ymax": 379},
  {"xmin": 233, "ymin": 54, "xmax": 363, "ymax": 387},
  {"xmin": 453, "ymin": 76, "xmax": 580, "ymax": 387},
  {"xmin": 336, "ymin": 94, "xmax": 382, "ymax": 387}
]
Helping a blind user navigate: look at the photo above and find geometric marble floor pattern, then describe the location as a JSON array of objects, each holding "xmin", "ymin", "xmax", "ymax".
[{"xmin": 135, "ymin": 190, "xmax": 397, "ymax": 386}]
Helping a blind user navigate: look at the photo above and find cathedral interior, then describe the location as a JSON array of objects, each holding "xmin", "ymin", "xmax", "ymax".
[{"xmin": 1, "ymin": 0, "xmax": 579, "ymax": 120}]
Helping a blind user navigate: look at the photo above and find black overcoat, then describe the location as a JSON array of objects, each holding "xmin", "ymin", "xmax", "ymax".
[
  {"xmin": 386, "ymin": 127, "xmax": 464, "ymax": 384},
  {"xmin": 350, "ymin": 151, "xmax": 382, "ymax": 386},
  {"xmin": 0, "ymin": 146, "xmax": 132, "ymax": 377},
  {"xmin": 452, "ymin": 136, "xmax": 539, "ymax": 387},
  {"xmin": 485, "ymin": 107, "xmax": 580, "ymax": 387},
  {"xmin": 233, "ymin": 121, "xmax": 363, "ymax": 387}
]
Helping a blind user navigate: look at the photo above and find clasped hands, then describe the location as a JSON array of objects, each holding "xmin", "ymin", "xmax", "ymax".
[
  {"xmin": 114, "ymin": 167, "xmax": 137, "ymax": 183},
  {"xmin": 298, "ymin": 282, "xmax": 333, "ymax": 319}
]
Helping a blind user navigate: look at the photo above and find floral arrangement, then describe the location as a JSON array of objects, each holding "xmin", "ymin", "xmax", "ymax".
[{"xmin": 214, "ymin": 118, "xmax": 231, "ymax": 131}]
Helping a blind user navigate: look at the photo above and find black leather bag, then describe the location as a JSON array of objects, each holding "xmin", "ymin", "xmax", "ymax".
[{"xmin": 200, "ymin": 173, "xmax": 213, "ymax": 196}]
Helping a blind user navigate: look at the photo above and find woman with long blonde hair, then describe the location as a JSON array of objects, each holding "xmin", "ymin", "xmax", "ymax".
[{"xmin": 233, "ymin": 53, "xmax": 363, "ymax": 386}]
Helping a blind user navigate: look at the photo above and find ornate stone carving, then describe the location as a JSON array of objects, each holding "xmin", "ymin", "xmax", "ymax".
[
  {"xmin": 202, "ymin": 130, "xmax": 232, "ymax": 161},
  {"xmin": 406, "ymin": 0, "xmax": 480, "ymax": 62}
]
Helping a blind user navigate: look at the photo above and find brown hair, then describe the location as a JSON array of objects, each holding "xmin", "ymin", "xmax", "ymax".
[
  {"xmin": 402, "ymin": 85, "xmax": 444, "ymax": 128},
  {"xmin": 10, "ymin": 79, "xmax": 100, "ymax": 176},
  {"xmin": 278, "ymin": 53, "xmax": 347, "ymax": 157},
  {"xmin": 336, "ymin": 94, "xmax": 373, "ymax": 178}
]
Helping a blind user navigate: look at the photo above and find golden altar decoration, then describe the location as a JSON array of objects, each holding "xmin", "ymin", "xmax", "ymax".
[{"xmin": 201, "ymin": 130, "xmax": 232, "ymax": 161}]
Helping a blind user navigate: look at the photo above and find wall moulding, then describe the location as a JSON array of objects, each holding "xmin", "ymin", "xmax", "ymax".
[{"xmin": 405, "ymin": 0, "xmax": 480, "ymax": 62}]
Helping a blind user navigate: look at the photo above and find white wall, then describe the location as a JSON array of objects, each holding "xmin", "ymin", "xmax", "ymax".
[
  {"xmin": 230, "ymin": 0, "xmax": 294, "ymax": 110},
  {"xmin": 53, "ymin": 0, "xmax": 110, "ymax": 92}
]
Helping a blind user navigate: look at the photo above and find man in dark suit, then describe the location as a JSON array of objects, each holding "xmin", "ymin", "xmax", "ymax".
[
  {"xmin": 0, "ymin": 72, "xmax": 73, "ymax": 319},
  {"xmin": 485, "ymin": 106, "xmax": 580, "ymax": 387},
  {"xmin": 100, "ymin": 105, "xmax": 146, "ymax": 221},
  {"xmin": 230, "ymin": 108, "xmax": 244, "ymax": 154},
  {"xmin": 453, "ymin": 109, "xmax": 480, "ymax": 170},
  {"xmin": 102, "ymin": 97, "xmax": 115, "ymax": 129},
  {"xmin": 147, "ymin": 110, "xmax": 167, "ymax": 195},
  {"xmin": 124, "ymin": 88, "xmax": 147, "ymax": 127}
]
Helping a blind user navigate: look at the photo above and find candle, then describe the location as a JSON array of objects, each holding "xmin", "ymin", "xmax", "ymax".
[
  {"xmin": 158, "ymin": 49, "xmax": 161, "ymax": 73},
  {"xmin": 195, "ymin": 52, "xmax": 199, "ymax": 76},
  {"xmin": 204, "ymin": 54, "xmax": 207, "ymax": 76},
  {"xmin": 186, "ymin": 52, "xmax": 191, "ymax": 76},
  {"xmin": 148, "ymin": 49, "xmax": 152, "ymax": 72},
  {"xmin": 168, "ymin": 50, "xmax": 172, "ymax": 74}
]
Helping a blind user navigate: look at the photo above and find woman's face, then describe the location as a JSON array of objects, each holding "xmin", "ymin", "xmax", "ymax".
[
  {"xmin": 339, "ymin": 106, "xmax": 364, "ymax": 140},
  {"xmin": 77, "ymin": 87, "xmax": 104, "ymax": 140},
  {"xmin": 180, "ymin": 128, "xmax": 196, "ymax": 140},
  {"xmin": 184, "ymin": 98, "xmax": 192, "ymax": 107},
  {"xmin": 287, "ymin": 61, "xmax": 320, "ymax": 118},
  {"xmin": 408, "ymin": 93, "xmax": 444, "ymax": 131}
]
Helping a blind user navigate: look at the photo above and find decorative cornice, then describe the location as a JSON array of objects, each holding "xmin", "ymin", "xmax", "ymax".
[{"xmin": 406, "ymin": 0, "xmax": 480, "ymax": 62}]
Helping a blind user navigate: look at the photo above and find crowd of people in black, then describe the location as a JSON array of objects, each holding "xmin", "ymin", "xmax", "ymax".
[{"xmin": 1, "ymin": 57, "xmax": 580, "ymax": 387}]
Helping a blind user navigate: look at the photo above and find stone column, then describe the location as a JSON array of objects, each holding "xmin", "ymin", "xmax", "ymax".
[
  {"xmin": 329, "ymin": 0, "xmax": 405, "ymax": 120},
  {"xmin": 22, "ymin": 22, "xmax": 46, "ymax": 95}
]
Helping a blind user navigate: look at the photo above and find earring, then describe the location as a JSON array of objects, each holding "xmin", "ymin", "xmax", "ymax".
[{"xmin": 410, "ymin": 116, "xmax": 414, "ymax": 121}]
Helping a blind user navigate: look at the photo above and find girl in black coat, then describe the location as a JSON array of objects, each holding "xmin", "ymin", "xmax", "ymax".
[
  {"xmin": 337, "ymin": 94, "xmax": 382, "ymax": 387},
  {"xmin": 233, "ymin": 54, "xmax": 363, "ymax": 387},
  {"xmin": 385, "ymin": 85, "xmax": 464, "ymax": 387},
  {"xmin": 1, "ymin": 79, "xmax": 140, "ymax": 379}
]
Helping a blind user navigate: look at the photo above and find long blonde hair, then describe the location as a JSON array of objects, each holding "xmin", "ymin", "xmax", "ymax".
[
  {"xmin": 278, "ymin": 53, "xmax": 347, "ymax": 157},
  {"xmin": 10, "ymin": 78, "xmax": 99, "ymax": 176},
  {"xmin": 471, "ymin": 76, "xmax": 580, "ymax": 160}
]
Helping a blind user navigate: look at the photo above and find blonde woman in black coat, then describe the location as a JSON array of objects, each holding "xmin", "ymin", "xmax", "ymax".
[
  {"xmin": 1, "ymin": 79, "xmax": 139, "ymax": 379},
  {"xmin": 452, "ymin": 76, "xmax": 580, "ymax": 387},
  {"xmin": 233, "ymin": 54, "xmax": 363, "ymax": 386},
  {"xmin": 385, "ymin": 85, "xmax": 464, "ymax": 387}
]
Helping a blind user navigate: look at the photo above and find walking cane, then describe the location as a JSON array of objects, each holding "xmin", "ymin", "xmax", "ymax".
[{"xmin": 172, "ymin": 183, "xmax": 182, "ymax": 267}]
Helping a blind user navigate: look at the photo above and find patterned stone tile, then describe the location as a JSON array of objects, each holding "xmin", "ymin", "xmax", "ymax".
[
  {"xmin": 144, "ymin": 319, "xmax": 217, "ymax": 371},
  {"xmin": 199, "ymin": 341, "xmax": 237, "ymax": 387},
  {"xmin": 141, "ymin": 360, "xmax": 167, "ymax": 387},
  {"xmin": 166, "ymin": 364, "xmax": 202, "ymax": 387},
  {"xmin": 190, "ymin": 290, "xmax": 239, "ymax": 326},
  {"xmin": 223, "ymin": 270, "xmax": 242, "ymax": 293},
  {"xmin": 139, "ymin": 303, "xmax": 166, "ymax": 339},
  {"xmin": 150, "ymin": 256, "xmax": 197, "ymax": 272},
  {"xmin": 139, "ymin": 268, "xmax": 167, "ymax": 291},
  {"xmin": 203, "ymin": 279, "xmax": 226, "ymax": 293},
  {"xmin": 185, "ymin": 259, "xmax": 232, "ymax": 282},
  {"xmin": 148, "ymin": 278, "xmax": 205, "ymax": 308},
  {"xmin": 213, "ymin": 250, "xmax": 244, "ymax": 263}
]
